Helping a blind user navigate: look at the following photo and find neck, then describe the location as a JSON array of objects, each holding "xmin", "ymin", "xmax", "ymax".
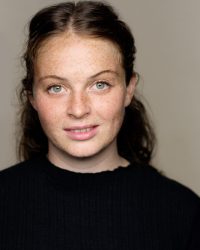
[{"xmin": 47, "ymin": 141, "xmax": 129, "ymax": 173}]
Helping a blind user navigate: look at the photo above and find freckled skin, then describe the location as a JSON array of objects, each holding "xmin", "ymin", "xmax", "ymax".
[{"xmin": 30, "ymin": 34, "xmax": 136, "ymax": 172}]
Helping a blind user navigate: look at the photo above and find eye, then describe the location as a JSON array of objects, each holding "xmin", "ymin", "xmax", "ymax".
[
  {"xmin": 94, "ymin": 81, "xmax": 110, "ymax": 90},
  {"xmin": 47, "ymin": 85, "xmax": 64, "ymax": 94}
]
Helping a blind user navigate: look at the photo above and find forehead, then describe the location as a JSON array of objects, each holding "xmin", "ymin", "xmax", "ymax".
[
  {"xmin": 35, "ymin": 33, "xmax": 123, "ymax": 76},
  {"xmin": 37, "ymin": 33, "xmax": 121, "ymax": 56}
]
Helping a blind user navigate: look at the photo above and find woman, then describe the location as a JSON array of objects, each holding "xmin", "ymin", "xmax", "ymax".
[{"xmin": 0, "ymin": 1, "xmax": 199, "ymax": 249}]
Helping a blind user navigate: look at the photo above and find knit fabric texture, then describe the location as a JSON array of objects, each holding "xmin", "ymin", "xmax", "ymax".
[{"xmin": 0, "ymin": 156, "xmax": 200, "ymax": 250}]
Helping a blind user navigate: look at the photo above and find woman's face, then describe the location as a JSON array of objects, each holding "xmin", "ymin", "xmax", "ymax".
[{"xmin": 30, "ymin": 34, "xmax": 135, "ymax": 160}]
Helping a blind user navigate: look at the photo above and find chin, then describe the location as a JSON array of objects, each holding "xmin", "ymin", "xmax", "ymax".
[
  {"xmin": 66, "ymin": 148, "xmax": 102, "ymax": 159},
  {"xmin": 64, "ymin": 141, "xmax": 111, "ymax": 159},
  {"xmin": 50, "ymin": 136, "xmax": 116, "ymax": 160}
]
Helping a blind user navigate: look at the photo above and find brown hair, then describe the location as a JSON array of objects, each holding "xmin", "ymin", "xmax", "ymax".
[{"xmin": 19, "ymin": 1, "xmax": 155, "ymax": 164}]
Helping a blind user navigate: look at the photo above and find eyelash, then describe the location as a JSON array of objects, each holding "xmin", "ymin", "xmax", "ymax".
[
  {"xmin": 93, "ymin": 81, "xmax": 111, "ymax": 90},
  {"xmin": 46, "ymin": 81, "xmax": 111, "ymax": 94},
  {"xmin": 47, "ymin": 84, "xmax": 64, "ymax": 94}
]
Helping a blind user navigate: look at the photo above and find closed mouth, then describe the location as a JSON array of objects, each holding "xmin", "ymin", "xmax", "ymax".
[
  {"xmin": 64, "ymin": 125, "xmax": 99, "ymax": 140},
  {"xmin": 69, "ymin": 127, "xmax": 94, "ymax": 133},
  {"xmin": 65, "ymin": 125, "xmax": 98, "ymax": 132}
]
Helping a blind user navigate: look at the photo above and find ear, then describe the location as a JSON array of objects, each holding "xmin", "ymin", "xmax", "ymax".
[
  {"xmin": 28, "ymin": 91, "xmax": 38, "ymax": 111},
  {"xmin": 124, "ymin": 74, "xmax": 137, "ymax": 107}
]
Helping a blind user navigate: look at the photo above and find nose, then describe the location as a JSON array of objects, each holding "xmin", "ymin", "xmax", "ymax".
[{"xmin": 67, "ymin": 91, "xmax": 91, "ymax": 119}]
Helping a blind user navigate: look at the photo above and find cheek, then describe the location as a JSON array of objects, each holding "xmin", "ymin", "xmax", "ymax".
[
  {"xmin": 34, "ymin": 98, "xmax": 63, "ymax": 126},
  {"xmin": 95, "ymin": 92, "xmax": 126, "ymax": 125}
]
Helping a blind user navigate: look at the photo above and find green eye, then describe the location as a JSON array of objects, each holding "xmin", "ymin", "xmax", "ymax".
[
  {"xmin": 48, "ymin": 85, "xmax": 63, "ymax": 93},
  {"xmin": 95, "ymin": 81, "xmax": 109, "ymax": 89},
  {"xmin": 52, "ymin": 86, "xmax": 62, "ymax": 92}
]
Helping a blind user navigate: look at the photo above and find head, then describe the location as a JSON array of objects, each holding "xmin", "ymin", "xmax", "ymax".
[{"xmin": 19, "ymin": 1, "xmax": 155, "ymax": 164}]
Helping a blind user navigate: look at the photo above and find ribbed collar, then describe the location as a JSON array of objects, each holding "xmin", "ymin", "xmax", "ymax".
[{"xmin": 34, "ymin": 155, "xmax": 135, "ymax": 190}]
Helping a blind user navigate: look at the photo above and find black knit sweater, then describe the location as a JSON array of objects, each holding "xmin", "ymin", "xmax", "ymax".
[{"xmin": 0, "ymin": 156, "xmax": 200, "ymax": 250}]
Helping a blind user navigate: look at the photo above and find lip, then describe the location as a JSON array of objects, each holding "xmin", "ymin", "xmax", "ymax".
[{"xmin": 64, "ymin": 125, "xmax": 98, "ymax": 141}]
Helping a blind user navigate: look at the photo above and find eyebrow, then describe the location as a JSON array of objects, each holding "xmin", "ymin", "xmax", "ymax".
[{"xmin": 38, "ymin": 70, "xmax": 119, "ymax": 82}]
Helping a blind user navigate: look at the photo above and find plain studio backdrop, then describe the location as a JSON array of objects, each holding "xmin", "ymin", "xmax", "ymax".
[{"xmin": 0, "ymin": 0, "xmax": 200, "ymax": 195}]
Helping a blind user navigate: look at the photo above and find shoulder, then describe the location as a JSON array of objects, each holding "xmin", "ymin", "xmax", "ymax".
[
  {"xmin": 0, "ymin": 157, "xmax": 43, "ymax": 188},
  {"xmin": 128, "ymin": 163, "xmax": 200, "ymax": 212},
  {"xmin": 127, "ymin": 164, "xmax": 200, "ymax": 247},
  {"xmin": 1, "ymin": 158, "xmax": 37, "ymax": 175}
]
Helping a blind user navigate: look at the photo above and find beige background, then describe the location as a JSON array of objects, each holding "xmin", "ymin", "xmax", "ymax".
[{"xmin": 0, "ymin": 0, "xmax": 200, "ymax": 195}]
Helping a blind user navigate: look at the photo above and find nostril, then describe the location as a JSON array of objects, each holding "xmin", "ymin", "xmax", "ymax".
[{"xmin": 67, "ymin": 94, "xmax": 90, "ymax": 118}]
